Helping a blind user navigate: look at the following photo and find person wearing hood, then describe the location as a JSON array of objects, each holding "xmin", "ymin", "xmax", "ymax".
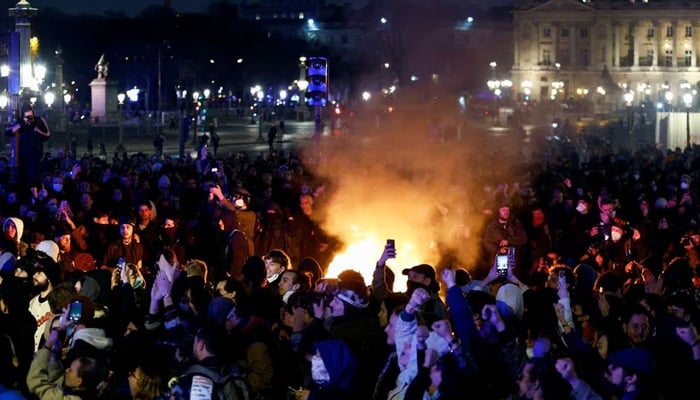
[
  {"xmin": 217, "ymin": 209, "xmax": 250, "ymax": 282},
  {"xmin": 0, "ymin": 217, "xmax": 28, "ymax": 258},
  {"xmin": 294, "ymin": 339, "xmax": 359, "ymax": 400}
]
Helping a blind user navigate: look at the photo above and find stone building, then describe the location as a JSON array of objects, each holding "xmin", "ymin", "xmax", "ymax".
[{"xmin": 512, "ymin": 0, "xmax": 700, "ymax": 114}]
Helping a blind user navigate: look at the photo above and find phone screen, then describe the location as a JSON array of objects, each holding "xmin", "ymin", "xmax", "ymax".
[
  {"xmin": 497, "ymin": 255, "xmax": 508, "ymax": 276},
  {"xmin": 69, "ymin": 300, "xmax": 83, "ymax": 323}
]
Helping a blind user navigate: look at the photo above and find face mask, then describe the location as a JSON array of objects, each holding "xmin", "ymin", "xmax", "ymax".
[
  {"xmin": 164, "ymin": 227, "xmax": 177, "ymax": 239},
  {"xmin": 576, "ymin": 203, "xmax": 587, "ymax": 213},
  {"xmin": 52, "ymin": 184, "xmax": 63, "ymax": 192},
  {"xmin": 611, "ymin": 231, "xmax": 622, "ymax": 242},
  {"xmin": 311, "ymin": 353, "xmax": 330, "ymax": 384},
  {"xmin": 681, "ymin": 182, "xmax": 690, "ymax": 190}
]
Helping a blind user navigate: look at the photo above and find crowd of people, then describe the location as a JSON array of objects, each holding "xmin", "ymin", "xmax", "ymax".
[{"xmin": 1, "ymin": 102, "xmax": 700, "ymax": 400}]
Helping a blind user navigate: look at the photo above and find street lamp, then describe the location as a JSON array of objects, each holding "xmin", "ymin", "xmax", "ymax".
[
  {"xmin": 684, "ymin": 92, "xmax": 693, "ymax": 149},
  {"xmin": 44, "ymin": 91, "xmax": 54, "ymax": 108}
]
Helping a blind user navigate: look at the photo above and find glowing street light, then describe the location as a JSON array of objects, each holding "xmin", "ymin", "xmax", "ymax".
[
  {"xmin": 44, "ymin": 91, "xmax": 55, "ymax": 108},
  {"xmin": 126, "ymin": 87, "xmax": 140, "ymax": 102}
]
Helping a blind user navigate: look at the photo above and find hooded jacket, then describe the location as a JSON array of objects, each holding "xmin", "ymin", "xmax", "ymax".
[
  {"xmin": 219, "ymin": 210, "xmax": 250, "ymax": 279},
  {"xmin": 307, "ymin": 339, "xmax": 360, "ymax": 400},
  {"xmin": 1, "ymin": 217, "xmax": 27, "ymax": 258},
  {"xmin": 26, "ymin": 348, "xmax": 82, "ymax": 400}
]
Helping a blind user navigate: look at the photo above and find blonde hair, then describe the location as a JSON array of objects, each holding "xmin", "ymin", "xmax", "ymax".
[
  {"xmin": 132, "ymin": 367, "xmax": 161, "ymax": 399},
  {"xmin": 184, "ymin": 259, "xmax": 208, "ymax": 281}
]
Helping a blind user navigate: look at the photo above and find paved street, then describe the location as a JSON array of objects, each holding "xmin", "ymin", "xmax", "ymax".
[{"xmin": 0, "ymin": 114, "xmax": 319, "ymax": 159}]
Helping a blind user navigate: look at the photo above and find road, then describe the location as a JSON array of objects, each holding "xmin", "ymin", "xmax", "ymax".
[{"xmin": 0, "ymin": 114, "xmax": 319, "ymax": 159}]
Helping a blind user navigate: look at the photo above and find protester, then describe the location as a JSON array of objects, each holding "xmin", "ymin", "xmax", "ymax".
[{"xmin": 0, "ymin": 120, "xmax": 699, "ymax": 400}]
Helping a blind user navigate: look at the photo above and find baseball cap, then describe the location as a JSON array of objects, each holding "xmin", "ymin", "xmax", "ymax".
[{"xmin": 402, "ymin": 264, "xmax": 436, "ymax": 280}]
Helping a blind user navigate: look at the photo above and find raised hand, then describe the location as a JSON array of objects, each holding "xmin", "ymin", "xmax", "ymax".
[{"xmin": 441, "ymin": 268, "xmax": 456, "ymax": 289}]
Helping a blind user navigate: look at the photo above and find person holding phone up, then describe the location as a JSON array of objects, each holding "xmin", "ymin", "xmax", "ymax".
[
  {"xmin": 26, "ymin": 304, "xmax": 107, "ymax": 400},
  {"xmin": 4, "ymin": 102, "xmax": 50, "ymax": 189}
]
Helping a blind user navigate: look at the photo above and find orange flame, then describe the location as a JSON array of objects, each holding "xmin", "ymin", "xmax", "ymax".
[{"xmin": 325, "ymin": 225, "xmax": 434, "ymax": 293}]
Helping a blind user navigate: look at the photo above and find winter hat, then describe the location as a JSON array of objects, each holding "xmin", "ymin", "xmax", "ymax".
[
  {"xmin": 335, "ymin": 278, "xmax": 369, "ymax": 309},
  {"xmin": 207, "ymin": 297, "xmax": 236, "ymax": 326},
  {"xmin": 118, "ymin": 215, "xmax": 136, "ymax": 227},
  {"xmin": 36, "ymin": 240, "xmax": 60, "ymax": 263},
  {"xmin": 496, "ymin": 283, "xmax": 524, "ymax": 320},
  {"xmin": 34, "ymin": 256, "xmax": 62, "ymax": 285}
]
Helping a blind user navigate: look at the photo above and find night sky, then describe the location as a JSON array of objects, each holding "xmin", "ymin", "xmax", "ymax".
[{"xmin": 26, "ymin": 0, "xmax": 209, "ymax": 16}]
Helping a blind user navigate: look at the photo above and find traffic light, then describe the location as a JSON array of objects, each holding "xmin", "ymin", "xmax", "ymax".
[{"xmin": 306, "ymin": 57, "xmax": 327, "ymax": 106}]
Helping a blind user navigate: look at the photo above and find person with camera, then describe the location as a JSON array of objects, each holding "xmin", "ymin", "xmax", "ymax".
[
  {"xmin": 27, "ymin": 300, "xmax": 108, "ymax": 400},
  {"xmin": 5, "ymin": 102, "xmax": 50, "ymax": 190}
]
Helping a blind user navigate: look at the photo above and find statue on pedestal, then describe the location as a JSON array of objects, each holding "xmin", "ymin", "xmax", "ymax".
[{"xmin": 95, "ymin": 54, "xmax": 108, "ymax": 79}]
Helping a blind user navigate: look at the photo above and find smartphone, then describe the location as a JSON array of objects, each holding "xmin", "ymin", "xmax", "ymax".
[
  {"xmin": 211, "ymin": 167, "xmax": 218, "ymax": 173},
  {"xmin": 116, "ymin": 257, "xmax": 125, "ymax": 273},
  {"xmin": 287, "ymin": 386, "xmax": 299, "ymax": 395},
  {"xmin": 386, "ymin": 239, "xmax": 395, "ymax": 249},
  {"xmin": 497, "ymin": 255, "xmax": 508, "ymax": 276},
  {"xmin": 68, "ymin": 300, "xmax": 83, "ymax": 323}
]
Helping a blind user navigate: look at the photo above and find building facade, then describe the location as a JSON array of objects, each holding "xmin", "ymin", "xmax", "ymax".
[{"xmin": 512, "ymin": 0, "xmax": 700, "ymax": 113}]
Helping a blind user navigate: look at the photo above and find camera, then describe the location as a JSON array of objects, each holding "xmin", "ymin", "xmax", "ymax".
[{"xmin": 288, "ymin": 291, "xmax": 332, "ymax": 313}]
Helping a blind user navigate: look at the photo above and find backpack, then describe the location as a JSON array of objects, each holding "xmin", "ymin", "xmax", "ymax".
[{"xmin": 183, "ymin": 364, "xmax": 252, "ymax": 400}]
